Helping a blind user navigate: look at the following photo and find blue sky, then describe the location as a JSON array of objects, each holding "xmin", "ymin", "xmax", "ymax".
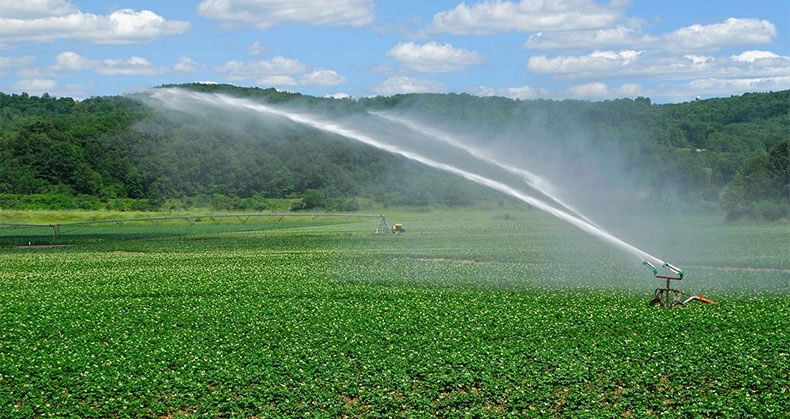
[{"xmin": 0, "ymin": 0, "xmax": 788, "ymax": 102}]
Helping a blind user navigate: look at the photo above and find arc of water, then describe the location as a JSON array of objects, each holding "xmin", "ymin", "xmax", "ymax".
[
  {"xmin": 151, "ymin": 89, "xmax": 666, "ymax": 266},
  {"xmin": 371, "ymin": 112, "xmax": 601, "ymax": 228}
]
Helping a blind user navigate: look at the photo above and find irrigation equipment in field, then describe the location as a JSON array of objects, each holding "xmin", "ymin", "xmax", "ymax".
[
  {"xmin": 1, "ymin": 213, "xmax": 391, "ymax": 240},
  {"xmin": 643, "ymin": 261, "xmax": 716, "ymax": 307}
]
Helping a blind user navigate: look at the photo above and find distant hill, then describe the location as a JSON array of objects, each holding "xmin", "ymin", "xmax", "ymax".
[{"xmin": 0, "ymin": 85, "xmax": 787, "ymax": 219}]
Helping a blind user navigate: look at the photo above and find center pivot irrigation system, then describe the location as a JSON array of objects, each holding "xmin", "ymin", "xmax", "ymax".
[{"xmin": 643, "ymin": 261, "xmax": 716, "ymax": 307}]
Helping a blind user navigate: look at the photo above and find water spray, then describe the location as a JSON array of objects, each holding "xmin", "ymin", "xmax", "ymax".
[
  {"xmin": 149, "ymin": 88, "xmax": 716, "ymax": 306},
  {"xmin": 371, "ymin": 112, "xmax": 601, "ymax": 228}
]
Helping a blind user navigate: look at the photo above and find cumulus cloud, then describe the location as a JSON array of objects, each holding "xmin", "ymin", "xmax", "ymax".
[
  {"xmin": 566, "ymin": 81, "xmax": 609, "ymax": 99},
  {"xmin": 427, "ymin": 0, "xmax": 626, "ymax": 35},
  {"xmin": 247, "ymin": 41, "xmax": 264, "ymax": 57},
  {"xmin": 0, "ymin": 55, "xmax": 35, "ymax": 68},
  {"xmin": 53, "ymin": 51, "xmax": 164, "ymax": 76},
  {"xmin": 500, "ymin": 85, "xmax": 549, "ymax": 100},
  {"xmin": 215, "ymin": 57, "xmax": 348, "ymax": 87},
  {"xmin": 197, "ymin": 0, "xmax": 374, "ymax": 30},
  {"xmin": 664, "ymin": 18, "xmax": 777, "ymax": 51},
  {"xmin": 16, "ymin": 67, "xmax": 46, "ymax": 79},
  {"xmin": 257, "ymin": 75, "xmax": 299, "ymax": 86},
  {"xmin": 386, "ymin": 42, "xmax": 484, "ymax": 73},
  {"xmin": 11, "ymin": 78, "xmax": 57, "ymax": 95},
  {"xmin": 173, "ymin": 57, "xmax": 199, "ymax": 73},
  {"xmin": 325, "ymin": 92, "xmax": 351, "ymax": 99},
  {"xmin": 526, "ymin": 49, "xmax": 790, "ymax": 80},
  {"xmin": 562, "ymin": 82, "xmax": 643, "ymax": 99},
  {"xmin": 730, "ymin": 50, "xmax": 779, "ymax": 63},
  {"xmin": 527, "ymin": 50, "xmax": 643, "ymax": 75},
  {"xmin": 614, "ymin": 82, "xmax": 642, "ymax": 96},
  {"xmin": 0, "ymin": 0, "xmax": 189, "ymax": 45},
  {"xmin": 373, "ymin": 77, "xmax": 447, "ymax": 95},
  {"xmin": 462, "ymin": 85, "xmax": 550, "ymax": 99},
  {"xmin": 300, "ymin": 69, "xmax": 347, "ymax": 86},
  {"xmin": 9, "ymin": 77, "xmax": 94, "ymax": 98},
  {"xmin": 525, "ymin": 26, "xmax": 653, "ymax": 50},
  {"xmin": 524, "ymin": 18, "xmax": 777, "ymax": 52},
  {"xmin": 647, "ymin": 77, "xmax": 790, "ymax": 102},
  {"xmin": 684, "ymin": 76, "xmax": 790, "ymax": 95},
  {"xmin": 463, "ymin": 85, "xmax": 496, "ymax": 97},
  {"xmin": 0, "ymin": 0, "xmax": 76, "ymax": 19},
  {"xmin": 214, "ymin": 56, "xmax": 310, "ymax": 81}
]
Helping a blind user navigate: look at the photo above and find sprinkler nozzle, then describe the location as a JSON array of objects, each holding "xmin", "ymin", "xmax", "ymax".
[
  {"xmin": 643, "ymin": 261, "xmax": 658, "ymax": 275},
  {"xmin": 663, "ymin": 262, "xmax": 684, "ymax": 279}
]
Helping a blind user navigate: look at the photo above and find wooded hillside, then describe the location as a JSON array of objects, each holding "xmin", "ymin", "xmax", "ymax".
[{"xmin": 0, "ymin": 85, "xmax": 786, "ymax": 219}]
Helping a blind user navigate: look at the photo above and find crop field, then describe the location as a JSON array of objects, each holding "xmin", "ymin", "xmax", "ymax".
[{"xmin": 1, "ymin": 209, "xmax": 788, "ymax": 416}]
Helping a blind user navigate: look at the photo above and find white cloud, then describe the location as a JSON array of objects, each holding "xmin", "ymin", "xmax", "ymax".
[
  {"xmin": 257, "ymin": 75, "xmax": 299, "ymax": 86},
  {"xmin": 650, "ymin": 77, "xmax": 790, "ymax": 101},
  {"xmin": 500, "ymin": 85, "xmax": 549, "ymax": 100},
  {"xmin": 0, "ymin": 0, "xmax": 76, "ymax": 19},
  {"xmin": 665, "ymin": 18, "xmax": 776, "ymax": 51},
  {"xmin": 684, "ymin": 77, "xmax": 790, "ymax": 95},
  {"xmin": 526, "ymin": 49, "xmax": 790, "ymax": 80},
  {"xmin": 463, "ymin": 85, "xmax": 496, "ymax": 97},
  {"xmin": 197, "ymin": 80, "xmax": 218, "ymax": 84},
  {"xmin": 387, "ymin": 42, "xmax": 484, "ymax": 73},
  {"xmin": 613, "ymin": 82, "xmax": 642, "ymax": 96},
  {"xmin": 524, "ymin": 18, "xmax": 777, "ymax": 52},
  {"xmin": 0, "ymin": 55, "xmax": 35, "ymax": 68},
  {"xmin": 247, "ymin": 41, "xmax": 264, "ymax": 57},
  {"xmin": 215, "ymin": 57, "xmax": 347, "ymax": 87},
  {"xmin": 53, "ymin": 51, "xmax": 164, "ymax": 76},
  {"xmin": 214, "ymin": 56, "xmax": 309, "ymax": 81},
  {"xmin": 96, "ymin": 57, "xmax": 162, "ymax": 75},
  {"xmin": 525, "ymin": 26, "xmax": 653, "ymax": 50},
  {"xmin": 730, "ymin": 50, "xmax": 779, "ymax": 63},
  {"xmin": 16, "ymin": 67, "xmax": 46, "ymax": 79},
  {"xmin": 173, "ymin": 57, "xmax": 199, "ymax": 73},
  {"xmin": 300, "ymin": 69, "xmax": 347, "ymax": 86},
  {"xmin": 11, "ymin": 78, "xmax": 57, "ymax": 95},
  {"xmin": 527, "ymin": 50, "xmax": 643, "ymax": 75},
  {"xmin": 557, "ymin": 77, "xmax": 787, "ymax": 102},
  {"xmin": 0, "ymin": 1, "xmax": 189, "ymax": 45},
  {"xmin": 197, "ymin": 0, "xmax": 374, "ymax": 30},
  {"xmin": 462, "ymin": 85, "xmax": 550, "ymax": 99},
  {"xmin": 53, "ymin": 51, "xmax": 95, "ymax": 71},
  {"xmin": 563, "ymin": 82, "xmax": 643, "ymax": 99},
  {"xmin": 566, "ymin": 82, "xmax": 609, "ymax": 99},
  {"xmin": 325, "ymin": 92, "xmax": 351, "ymax": 99},
  {"xmin": 373, "ymin": 77, "xmax": 447, "ymax": 95},
  {"xmin": 58, "ymin": 82, "xmax": 94, "ymax": 98},
  {"xmin": 427, "ymin": 0, "xmax": 626, "ymax": 35}
]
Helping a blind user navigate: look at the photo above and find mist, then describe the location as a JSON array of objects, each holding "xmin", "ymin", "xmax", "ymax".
[{"xmin": 144, "ymin": 88, "xmax": 674, "ymax": 271}]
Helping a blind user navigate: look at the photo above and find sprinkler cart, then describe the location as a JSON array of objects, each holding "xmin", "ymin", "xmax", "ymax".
[{"xmin": 643, "ymin": 261, "xmax": 716, "ymax": 307}]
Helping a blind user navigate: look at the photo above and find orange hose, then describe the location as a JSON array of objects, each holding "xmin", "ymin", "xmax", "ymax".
[{"xmin": 698, "ymin": 294, "xmax": 716, "ymax": 304}]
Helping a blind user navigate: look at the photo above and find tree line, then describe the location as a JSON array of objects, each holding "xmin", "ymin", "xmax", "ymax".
[{"xmin": 0, "ymin": 85, "xmax": 786, "ymax": 219}]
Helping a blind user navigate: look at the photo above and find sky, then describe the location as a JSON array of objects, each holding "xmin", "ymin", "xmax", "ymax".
[{"xmin": 0, "ymin": 0, "xmax": 788, "ymax": 102}]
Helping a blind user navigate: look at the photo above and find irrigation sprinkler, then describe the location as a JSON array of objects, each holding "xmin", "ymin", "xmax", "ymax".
[{"xmin": 644, "ymin": 261, "xmax": 716, "ymax": 307}]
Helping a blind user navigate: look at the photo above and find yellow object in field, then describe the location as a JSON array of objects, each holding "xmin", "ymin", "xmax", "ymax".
[{"xmin": 391, "ymin": 224, "xmax": 404, "ymax": 233}]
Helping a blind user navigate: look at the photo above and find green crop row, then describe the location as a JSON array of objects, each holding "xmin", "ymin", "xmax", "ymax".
[{"xmin": 1, "ymin": 209, "xmax": 787, "ymax": 416}]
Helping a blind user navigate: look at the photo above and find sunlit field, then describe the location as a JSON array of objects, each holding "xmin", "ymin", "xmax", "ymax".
[{"xmin": 1, "ymin": 208, "xmax": 787, "ymax": 416}]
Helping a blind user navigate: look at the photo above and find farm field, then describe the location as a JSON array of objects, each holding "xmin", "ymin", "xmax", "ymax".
[{"xmin": 1, "ymin": 208, "xmax": 788, "ymax": 416}]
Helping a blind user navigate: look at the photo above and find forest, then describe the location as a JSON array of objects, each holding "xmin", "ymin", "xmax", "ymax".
[{"xmin": 0, "ymin": 84, "xmax": 787, "ymax": 220}]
